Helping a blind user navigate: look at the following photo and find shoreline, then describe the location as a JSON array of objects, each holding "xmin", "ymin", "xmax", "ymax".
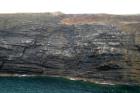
[{"xmin": 0, "ymin": 73, "xmax": 139, "ymax": 86}]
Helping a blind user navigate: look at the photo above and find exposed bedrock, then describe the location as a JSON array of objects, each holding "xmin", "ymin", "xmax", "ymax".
[{"xmin": 0, "ymin": 13, "xmax": 140, "ymax": 84}]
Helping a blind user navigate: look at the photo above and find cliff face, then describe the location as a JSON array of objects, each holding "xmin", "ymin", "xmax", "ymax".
[{"xmin": 0, "ymin": 13, "xmax": 140, "ymax": 84}]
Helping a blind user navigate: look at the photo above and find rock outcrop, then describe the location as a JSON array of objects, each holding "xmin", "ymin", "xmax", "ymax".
[{"xmin": 0, "ymin": 13, "xmax": 140, "ymax": 84}]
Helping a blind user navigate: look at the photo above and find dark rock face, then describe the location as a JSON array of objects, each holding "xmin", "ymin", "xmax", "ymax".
[{"xmin": 0, "ymin": 13, "xmax": 140, "ymax": 84}]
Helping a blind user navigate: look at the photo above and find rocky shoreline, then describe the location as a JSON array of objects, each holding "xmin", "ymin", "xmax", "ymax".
[{"xmin": 0, "ymin": 73, "xmax": 139, "ymax": 86}]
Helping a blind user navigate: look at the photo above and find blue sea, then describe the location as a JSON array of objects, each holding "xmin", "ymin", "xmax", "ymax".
[{"xmin": 0, "ymin": 76, "xmax": 139, "ymax": 93}]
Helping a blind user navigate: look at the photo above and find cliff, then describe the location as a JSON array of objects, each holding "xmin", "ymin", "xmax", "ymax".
[{"xmin": 0, "ymin": 13, "xmax": 140, "ymax": 84}]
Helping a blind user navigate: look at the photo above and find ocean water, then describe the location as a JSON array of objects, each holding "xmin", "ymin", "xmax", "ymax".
[{"xmin": 0, "ymin": 76, "xmax": 139, "ymax": 93}]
